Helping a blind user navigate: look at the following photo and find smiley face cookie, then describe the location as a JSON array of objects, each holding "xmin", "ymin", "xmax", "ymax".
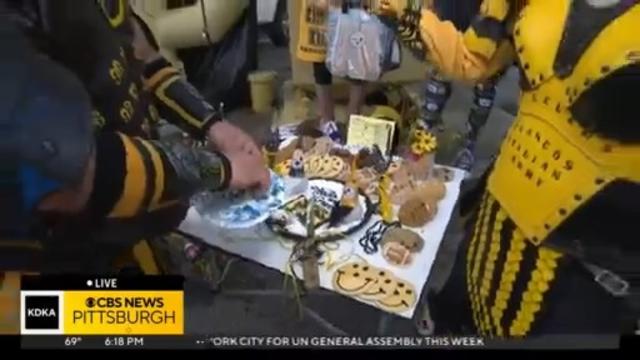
[
  {"xmin": 332, "ymin": 262, "xmax": 378, "ymax": 295},
  {"xmin": 375, "ymin": 278, "xmax": 417, "ymax": 314},
  {"xmin": 358, "ymin": 268, "xmax": 400, "ymax": 301}
]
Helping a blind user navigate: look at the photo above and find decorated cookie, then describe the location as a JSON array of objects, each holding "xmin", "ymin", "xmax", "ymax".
[
  {"xmin": 358, "ymin": 268, "xmax": 400, "ymax": 301},
  {"xmin": 398, "ymin": 198, "xmax": 437, "ymax": 227},
  {"xmin": 356, "ymin": 145, "xmax": 387, "ymax": 173},
  {"xmin": 307, "ymin": 136, "xmax": 334, "ymax": 157},
  {"xmin": 330, "ymin": 148, "xmax": 356, "ymax": 165},
  {"xmin": 289, "ymin": 149, "xmax": 306, "ymax": 178},
  {"xmin": 332, "ymin": 262, "xmax": 378, "ymax": 295},
  {"xmin": 275, "ymin": 138, "xmax": 299, "ymax": 165},
  {"xmin": 382, "ymin": 242, "xmax": 413, "ymax": 267},
  {"xmin": 354, "ymin": 167, "xmax": 378, "ymax": 192},
  {"xmin": 433, "ymin": 167, "xmax": 455, "ymax": 183},
  {"xmin": 274, "ymin": 159, "xmax": 292, "ymax": 176},
  {"xmin": 300, "ymin": 136, "xmax": 316, "ymax": 152},
  {"xmin": 375, "ymin": 278, "xmax": 417, "ymax": 314},
  {"xmin": 305, "ymin": 155, "xmax": 345, "ymax": 179},
  {"xmin": 382, "ymin": 228, "xmax": 424, "ymax": 253}
]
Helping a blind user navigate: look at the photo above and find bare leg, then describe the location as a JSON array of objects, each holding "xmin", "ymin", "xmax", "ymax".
[
  {"xmin": 315, "ymin": 84, "xmax": 335, "ymax": 126},
  {"xmin": 347, "ymin": 82, "xmax": 366, "ymax": 118}
]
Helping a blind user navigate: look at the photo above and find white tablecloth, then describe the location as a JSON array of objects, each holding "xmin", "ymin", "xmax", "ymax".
[{"xmin": 179, "ymin": 167, "xmax": 465, "ymax": 319}]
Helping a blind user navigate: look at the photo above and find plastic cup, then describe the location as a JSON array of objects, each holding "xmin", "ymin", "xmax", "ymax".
[{"xmin": 248, "ymin": 71, "xmax": 277, "ymax": 114}]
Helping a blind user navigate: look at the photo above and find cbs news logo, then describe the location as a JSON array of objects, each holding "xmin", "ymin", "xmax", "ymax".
[{"xmin": 21, "ymin": 291, "xmax": 183, "ymax": 335}]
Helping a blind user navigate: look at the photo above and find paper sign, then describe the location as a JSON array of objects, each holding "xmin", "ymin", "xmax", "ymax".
[{"xmin": 346, "ymin": 115, "xmax": 396, "ymax": 155}]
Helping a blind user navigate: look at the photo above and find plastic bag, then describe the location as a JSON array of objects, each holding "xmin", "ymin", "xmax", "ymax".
[{"xmin": 325, "ymin": 8, "xmax": 383, "ymax": 81}]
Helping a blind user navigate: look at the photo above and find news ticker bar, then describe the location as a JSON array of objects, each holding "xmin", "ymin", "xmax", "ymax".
[{"xmin": 17, "ymin": 335, "xmax": 633, "ymax": 350}]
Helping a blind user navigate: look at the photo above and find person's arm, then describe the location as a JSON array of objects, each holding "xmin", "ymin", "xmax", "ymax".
[
  {"xmin": 90, "ymin": 131, "xmax": 231, "ymax": 219},
  {"xmin": 382, "ymin": 0, "xmax": 515, "ymax": 82},
  {"xmin": 141, "ymin": 56, "xmax": 221, "ymax": 139},
  {"xmin": 129, "ymin": 13, "xmax": 221, "ymax": 139}
]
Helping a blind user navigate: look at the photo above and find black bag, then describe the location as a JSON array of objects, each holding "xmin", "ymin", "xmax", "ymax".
[{"xmin": 181, "ymin": 8, "xmax": 257, "ymax": 112}]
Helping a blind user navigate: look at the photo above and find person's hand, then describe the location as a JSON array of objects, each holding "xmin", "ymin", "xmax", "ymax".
[
  {"xmin": 208, "ymin": 121, "xmax": 260, "ymax": 156},
  {"xmin": 225, "ymin": 150, "xmax": 271, "ymax": 193},
  {"xmin": 130, "ymin": 15, "xmax": 161, "ymax": 63}
]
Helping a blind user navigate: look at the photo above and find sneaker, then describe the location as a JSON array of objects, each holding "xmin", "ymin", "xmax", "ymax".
[
  {"xmin": 453, "ymin": 145, "xmax": 476, "ymax": 173},
  {"xmin": 414, "ymin": 303, "xmax": 435, "ymax": 336},
  {"xmin": 320, "ymin": 120, "xmax": 343, "ymax": 144}
]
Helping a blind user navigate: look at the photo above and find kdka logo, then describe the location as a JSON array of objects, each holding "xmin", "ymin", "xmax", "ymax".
[{"xmin": 21, "ymin": 292, "xmax": 63, "ymax": 334}]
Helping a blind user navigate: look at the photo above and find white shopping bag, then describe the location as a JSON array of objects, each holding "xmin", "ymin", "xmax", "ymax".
[{"xmin": 326, "ymin": 8, "xmax": 383, "ymax": 81}]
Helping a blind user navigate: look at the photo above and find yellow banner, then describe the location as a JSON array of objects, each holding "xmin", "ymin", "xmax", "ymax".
[
  {"xmin": 62, "ymin": 291, "xmax": 183, "ymax": 335},
  {"xmin": 297, "ymin": 0, "xmax": 329, "ymax": 62}
]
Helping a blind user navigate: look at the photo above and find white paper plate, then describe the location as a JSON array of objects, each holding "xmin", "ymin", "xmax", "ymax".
[{"xmin": 192, "ymin": 172, "xmax": 285, "ymax": 229}]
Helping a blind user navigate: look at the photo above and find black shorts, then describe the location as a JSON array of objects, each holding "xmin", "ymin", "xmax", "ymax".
[
  {"xmin": 313, "ymin": 62, "xmax": 365, "ymax": 86},
  {"xmin": 313, "ymin": 62, "xmax": 333, "ymax": 85}
]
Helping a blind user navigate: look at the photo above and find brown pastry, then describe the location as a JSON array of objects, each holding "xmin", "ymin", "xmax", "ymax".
[
  {"xmin": 398, "ymin": 197, "xmax": 437, "ymax": 227},
  {"xmin": 390, "ymin": 177, "xmax": 416, "ymax": 205},
  {"xmin": 414, "ymin": 179, "xmax": 446, "ymax": 203},
  {"xmin": 300, "ymin": 136, "xmax": 316, "ymax": 152},
  {"xmin": 382, "ymin": 228, "xmax": 424, "ymax": 253}
]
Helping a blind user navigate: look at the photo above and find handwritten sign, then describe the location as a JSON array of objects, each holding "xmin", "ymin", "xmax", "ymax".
[{"xmin": 346, "ymin": 115, "xmax": 396, "ymax": 155}]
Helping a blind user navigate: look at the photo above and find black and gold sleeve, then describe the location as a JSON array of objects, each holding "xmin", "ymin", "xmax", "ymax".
[
  {"xmin": 389, "ymin": 0, "xmax": 514, "ymax": 81},
  {"xmin": 91, "ymin": 132, "xmax": 231, "ymax": 219},
  {"xmin": 142, "ymin": 57, "xmax": 221, "ymax": 139}
]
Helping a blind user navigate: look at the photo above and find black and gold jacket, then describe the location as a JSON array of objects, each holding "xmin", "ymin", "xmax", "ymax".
[
  {"xmin": 1, "ymin": 0, "xmax": 230, "ymax": 272},
  {"xmin": 391, "ymin": 0, "xmax": 640, "ymax": 336}
]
